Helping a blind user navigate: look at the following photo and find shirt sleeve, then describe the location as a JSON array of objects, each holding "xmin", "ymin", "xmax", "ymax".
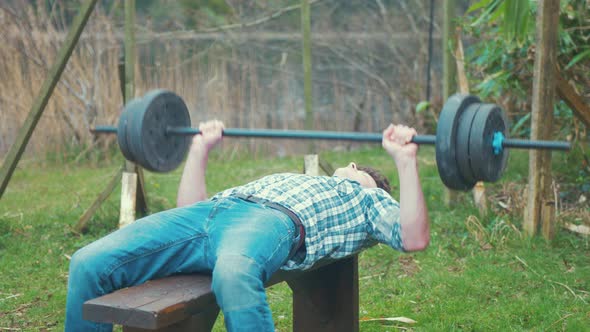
[{"xmin": 365, "ymin": 189, "xmax": 405, "ymax": 252}]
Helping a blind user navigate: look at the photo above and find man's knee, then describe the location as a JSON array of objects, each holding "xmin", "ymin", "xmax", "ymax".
[
  {"xmin": 69, "ymin": 244, "xmax": 112, "ymax": 286},
  {"xmin": 211, "ymin": 254, "xmax": 267, "ymax": 310}
]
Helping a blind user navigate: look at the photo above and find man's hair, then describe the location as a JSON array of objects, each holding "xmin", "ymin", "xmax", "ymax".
[{"xmin": 358, "ymin": 166, "xmax": 391, "ymax": 194}]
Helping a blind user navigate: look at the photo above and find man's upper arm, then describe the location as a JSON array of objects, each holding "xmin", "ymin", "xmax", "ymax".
[{"xmin": 366, "ymin": 190, "xmax": 405, "ymax": 251}]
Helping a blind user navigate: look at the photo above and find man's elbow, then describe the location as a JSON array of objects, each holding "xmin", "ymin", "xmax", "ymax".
[{"xmin": 403, "ymin": 233, "xmax": 430, "ymax": 252}]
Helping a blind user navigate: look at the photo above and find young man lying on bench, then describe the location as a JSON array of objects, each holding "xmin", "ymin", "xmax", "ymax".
[{"xmin": 65, "ymin": 120, "xmax": 430, "ymax": 331}]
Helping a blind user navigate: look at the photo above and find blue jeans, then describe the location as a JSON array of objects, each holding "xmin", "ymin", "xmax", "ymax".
[{"xmin": 64, "ymin": 197, "xmax": 299, "ymax": 332}]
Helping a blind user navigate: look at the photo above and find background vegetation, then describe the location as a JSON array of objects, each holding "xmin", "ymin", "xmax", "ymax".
[
  {"xmin": 1, "ymin": 0, "xmax": 445, "ymax": 159},
  {"xmin": 0, "ymin": 0, "xmax": 588, "ymax": 330},
  {"xmin": 459, "ymin": 0, "xmax": 590, "ymax": 207}
]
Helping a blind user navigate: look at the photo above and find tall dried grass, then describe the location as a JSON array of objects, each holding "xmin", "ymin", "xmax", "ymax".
[
  {"xmin": 0, "ymin": 2, "xmax": 436, "ymax": 161},
  {"xmin": 0, "ymin": 4, "xmax": 121, "ymax": 159}
]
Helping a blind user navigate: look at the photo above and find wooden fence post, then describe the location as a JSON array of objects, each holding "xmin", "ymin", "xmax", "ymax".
[
  {"xmin": 118, "ymin": 0, "xmax": 149, "ymax": 227},
  {"xmin": 442, "ymin": 0, "xmax": 458, "ymax": 206},
  {"xmin": 455, "ymin": 30, "xmax": 487, "ymax": 216},
  {"xmin": 301, "ymin": 0, "xmax": 314, "ymax": 153},
  {"xmin": 524, "ymin": 0, "xmax": 560, "ymax": 238}
]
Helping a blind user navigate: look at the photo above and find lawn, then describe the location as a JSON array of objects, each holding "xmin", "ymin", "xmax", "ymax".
[{"xmin": 0, "ymin": 145, "xmax": 588, "ymax": 331}]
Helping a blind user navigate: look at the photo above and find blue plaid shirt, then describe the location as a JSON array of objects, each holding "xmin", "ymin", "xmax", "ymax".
[{"xmin": 211, "ymin": 173, "xmax": 404, "ymax": 270}]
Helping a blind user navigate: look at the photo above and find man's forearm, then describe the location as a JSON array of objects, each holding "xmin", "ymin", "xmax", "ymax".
[
  {"xmin": 177, "ymin": 147, "xmax": 209, "ymax": 207},
  {"xmin": 397, "ymin": 158, "xmax": 430, "ymax": 251}
]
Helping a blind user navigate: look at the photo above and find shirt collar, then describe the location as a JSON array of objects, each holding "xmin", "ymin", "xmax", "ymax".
[{"xmin": 332, "ymin": 175, "xmax": 361, "ymax": 186}]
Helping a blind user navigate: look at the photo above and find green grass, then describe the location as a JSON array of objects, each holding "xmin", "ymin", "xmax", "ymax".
[{"xmin": 0, "ymin": 146, "xmax": 588, "ymax": 331}]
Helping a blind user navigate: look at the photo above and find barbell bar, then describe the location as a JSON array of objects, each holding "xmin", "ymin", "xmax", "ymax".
[
  {"xmin": 94, "ymin": 125, "xmax": 438, "ymax": 144},
  {"xmin": 91, "ymin": 90, "xmax": 571, "ymax": 190},
  {"xmin": 93, "ymin": 124, "xmax": 570, "ymax": 149}
]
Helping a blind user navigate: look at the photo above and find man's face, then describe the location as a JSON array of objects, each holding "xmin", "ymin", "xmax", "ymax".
[{"xmin": 333, "ymin": 162, "xmax": 377, "ymax": 189}]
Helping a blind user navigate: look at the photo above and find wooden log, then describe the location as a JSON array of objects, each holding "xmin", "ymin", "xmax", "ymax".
[
  {"xmin": 319, "ymin": 158, "xmax": 335, "ymax": 176},
  {"xmin": 563, "ymin": 222, "xmax": 590, "ymax": 235},
  {"xmin": 135, "ymin": 166, "xmax": 149, "ymax": 216},
  {"xmin": 555, "ymin": 68, "xmax": 590, "ymax": 128},
  {"xmin": 541, "ymin": 200, "xmax": 556, "ymax": 240},
  {"xmin": 120, "ymin": 0, "xmax": 149, "ymax": 221},
  {"xmin": 454, "ymin": 31, "xmax": 487, "ymax": 216},
  {"xmin": 442, "ymin": 0, "xmax": 458, "ymax": 207},
  {"xmin": 524, "ymin": 0, "xmax": 560, "ymax": 237},
  {"xmin": 301, "ymin": 0, "xmax": 314, "ymax": 153},
  {"xmin": 75, "ymin": 168, "xmax": 123, "ymax": 233},
  {"xmin": 304, "ymin": 155, "xmax": 320, "ymax": 176},
  {"xmin": 119, "ymin": 172, "xmax": 138, "ymax": 228}
]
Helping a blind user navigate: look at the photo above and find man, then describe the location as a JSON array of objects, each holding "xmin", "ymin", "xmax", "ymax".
[{"xmin": 65, "ymin": 120, "xmax": 429, "ymax": 331}]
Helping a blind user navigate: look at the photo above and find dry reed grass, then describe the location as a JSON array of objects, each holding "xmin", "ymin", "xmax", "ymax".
[
  {"xmin": 0, "ymin": 2, "xmax": 435, "ymax": 161},
  {"xmin": 0, "ymin": 4, "xmax": 121, "ymax": 159}
]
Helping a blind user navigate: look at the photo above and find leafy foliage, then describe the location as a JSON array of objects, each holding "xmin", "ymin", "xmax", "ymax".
[
  {"xmin": 460, "ymin": 0, "xmax": 590, "ymax": 189},
  {"xmin": 460, "ymin": 0, "xmax": 590, "ymax": 125}
]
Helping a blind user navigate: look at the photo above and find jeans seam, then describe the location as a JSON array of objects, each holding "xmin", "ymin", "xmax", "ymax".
[
  {"xmin": 97, "ymin": 233, "xmax": 207, "ymax": 292},
  {"xmin": 261, "ymin": 219, "xmax": 293, "ymax": 280}
]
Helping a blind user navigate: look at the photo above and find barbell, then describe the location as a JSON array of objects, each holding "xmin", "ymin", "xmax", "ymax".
[{"xmin": 92, "ymin": 89, "xmax": 570, "ymax": 190}]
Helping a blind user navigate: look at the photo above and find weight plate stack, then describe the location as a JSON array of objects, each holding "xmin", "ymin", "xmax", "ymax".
[
  {"xmin": 468, "ymin": 103, "xmax": 509, "ymax": 183},
  {"xmin": 117, "ymin": 98, "xmax": 141, "ymax": 163},
  {"xmin": 436, "ymin": 94, "xmax": 481, "ymax": 191},
  {"xmin": 128, "ymin": 95, "xmax": 151, "ymax": 170},
  {"xmin": 135, "ymin": 90, "xmax": 192, "ymax": 172},
  {"xmin": 455, "ymin": 101, "xmax": 481, "ymax": 185}
]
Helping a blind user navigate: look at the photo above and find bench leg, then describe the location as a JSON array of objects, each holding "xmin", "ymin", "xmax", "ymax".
[
  {"xmin": 287, "ymin": 255, "xmax": 359, "ymax": 332},
  {"xmin": 122, "ymin": 306, "xmax": 219, "ymax": 332}
]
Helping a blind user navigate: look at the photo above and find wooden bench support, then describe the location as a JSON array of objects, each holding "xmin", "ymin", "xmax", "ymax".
[
  {"xmin": 288, "ymin": 255, "xmax": 359, "ymax": 332},
  {"xmin": 84, "ymin": 256, "xmax": 360, "ymax": 331}
]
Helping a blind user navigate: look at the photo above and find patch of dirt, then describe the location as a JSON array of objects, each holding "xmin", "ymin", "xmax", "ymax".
[{"xmin": 397, "ymin": 255, "xmax": 421, "ymax": 277}]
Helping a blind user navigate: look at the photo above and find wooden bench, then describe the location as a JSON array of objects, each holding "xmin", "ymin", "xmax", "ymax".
[
  {"xmin": 83, "ymin": 156, "xmax": 361, "ymax": 331},
  {"xmin": 84, "ymin": 256, "xmax": 359, "ymax": 331}
]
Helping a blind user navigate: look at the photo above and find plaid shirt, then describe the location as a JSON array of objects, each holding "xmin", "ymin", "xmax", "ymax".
[{"xmin": 211, "ymin": 173, "xmax": 404, "ymax": 270}]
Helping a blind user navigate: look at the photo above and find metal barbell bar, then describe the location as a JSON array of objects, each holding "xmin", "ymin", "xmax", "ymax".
[
  {"xmin": 92, "ymin": 90, "xmax": 571, "ymax": 190},
  {"xmin": 92, "ymin": 126, "xmax": 569, "ymax": 150}
]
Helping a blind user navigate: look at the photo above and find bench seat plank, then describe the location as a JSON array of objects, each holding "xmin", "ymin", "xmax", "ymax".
[{"xmin": 83, "ymin": 275, "xmax": 216, "ymax": 329}]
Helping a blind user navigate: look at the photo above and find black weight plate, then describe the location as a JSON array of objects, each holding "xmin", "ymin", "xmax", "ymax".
[
  {"xmin": 455, "ymin": 102, "xmax": 481, "ymax": 184},
  {"xmin": 468, "ymin": 103, "xmax": 509, "ymax": 182},
  {"xmin": 117, "ymin": 98, "xmax": 141, "ymax": 162},
  {"xmin": 138, "ymin": 90, "xmax": 191, "ymax": 173},
  {"xmin": 436, "ymin": 94, "xmax": 481, "ymax": 191},
  {"xmin": 128, "ymin": 95, "xmax": 150, "ymax": 170}
]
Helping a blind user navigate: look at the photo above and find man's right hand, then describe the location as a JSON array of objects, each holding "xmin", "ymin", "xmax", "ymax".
[
  {"xmin": 178, "ymin": 120, "xmax": 224, "ymax": 206},
  {"xmin": 381, "ymin": 124, "xmax": 418, "ymax": 164},
  {"xmin": 191, "ymin": 120, "xmax": 225, "ymax": 153}
]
